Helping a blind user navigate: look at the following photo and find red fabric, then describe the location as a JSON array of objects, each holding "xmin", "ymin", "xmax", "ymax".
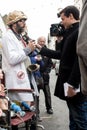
[
  {"xmin": 11, "ymin": 112, "xmax": 35, "ymax": 126},
  {"xmin": 21, "ymin": 38, "xmax": 27, "ymax": 47}
]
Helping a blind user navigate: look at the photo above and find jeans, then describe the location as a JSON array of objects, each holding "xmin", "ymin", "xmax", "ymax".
[{"xmin": 67, "ymin": 100, "xmax": 87, "ymax": 130}]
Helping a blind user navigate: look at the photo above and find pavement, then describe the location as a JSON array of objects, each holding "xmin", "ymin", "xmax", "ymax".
[{"xmin": 38, "ymin": 69, "xmax": 69, "ymax": 130}]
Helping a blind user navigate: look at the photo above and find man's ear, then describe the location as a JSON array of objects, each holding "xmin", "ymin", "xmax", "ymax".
[{"xmin": 69, "ymin": 13, "xmax": 74, "ymax": 19}]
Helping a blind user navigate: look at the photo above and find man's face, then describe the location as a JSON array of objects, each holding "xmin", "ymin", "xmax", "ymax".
[
  {"xmin": 15, "ymin": 19, "xmax": 26, "ymax": 34},
  {"xmin": 38, "ymin": 38, "xmax": 46, "ymax": 47},
  {"xmin": 60, "ymin": 13, "xmax": 72, "ymax": 29}
]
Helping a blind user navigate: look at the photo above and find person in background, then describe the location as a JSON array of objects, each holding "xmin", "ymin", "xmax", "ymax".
[
  {"xmin": 37, "ymin": 36, "xmax": 53, "ymax": 114},
  {"xmin": 77, "ymin": 0, "xmax": 87, "ymax": 95},
  {"xmin": 1, "ymin": 10, "xmax": 36, "ymax": 105},
  {"xmin": 30, "ymin": 36, "xmax": 53, "ymax": 116},
  {"xmin": 36, "ymin": 6, "xmax": 87, "ymax": 130}
]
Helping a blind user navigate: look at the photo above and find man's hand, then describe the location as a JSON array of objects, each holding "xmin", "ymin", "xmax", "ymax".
[
  {"xmin": 35, "ymin": 43, "xmax": 42, "ymax": 50},
  {"xmin": 35, "ymin": 55, "xmax": 42, "ymax": 61},
  {"xmin": 27, "ymin": 40, "xmax": 36, "ymax": 52},
  {"xmin": 56, "ymin": 36, "xmax": 63, "ymax": 43},
  {"xmin": 67, "ymin": 86, "xmax": 77, "ymax": 97}
]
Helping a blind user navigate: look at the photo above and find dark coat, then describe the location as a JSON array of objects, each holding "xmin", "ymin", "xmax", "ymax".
[
  {"xmin": 40, "ymin": 54, "xmax": 53, "ymax": 84},
  {"xmin": 40, "ymin": 22, "xmax": 87, "ymax": 101}
]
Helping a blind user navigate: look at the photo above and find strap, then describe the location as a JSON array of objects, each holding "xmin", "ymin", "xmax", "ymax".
[
  {"xmin": 21, "ymin": 38, "xmax": 27, "ymax": 47},
  {"xmin": 8, "ymin": 89, "xmax": 33, "ymax": 93}
]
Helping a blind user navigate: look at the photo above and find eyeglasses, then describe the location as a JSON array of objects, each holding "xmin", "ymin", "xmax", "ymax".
[{"xmin": 18, "ymin": 19, "xmax": 26, "ymax": 23}]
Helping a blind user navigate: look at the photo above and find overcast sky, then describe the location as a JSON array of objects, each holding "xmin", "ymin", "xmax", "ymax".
[{"xmin": 0, "ymin": 0, "xmax": 74, "ymax": 39}]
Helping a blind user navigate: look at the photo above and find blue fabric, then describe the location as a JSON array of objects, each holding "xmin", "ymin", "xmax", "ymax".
[
  {"xmin": 67, "ymin": 100, "xmax": 87, "ymax": 130},
  {"xmin": 29, "ymin": 50, "xmax": 44, "ymax": 78},
  {"xmin": 30, "ymin": 50, "xmax": 44, "ymax": 67}
]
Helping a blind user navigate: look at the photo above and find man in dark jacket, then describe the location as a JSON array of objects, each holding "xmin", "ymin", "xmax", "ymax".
[
  {"xmin": 37, "ymin": 6, "xmax": 87, "ymax": 130},
  {"xmin": 37, "ymin": 36, "xmax": 53, "ymax": 114}
]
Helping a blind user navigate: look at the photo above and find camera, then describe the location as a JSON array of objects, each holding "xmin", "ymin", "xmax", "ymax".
[
  {"xmin": 22, "ymin": 32, "xmax": 35, "ymax": 44},
  {"xmin": 50, "ymin": 23, "xmax": 65, "ymax": 37},
  {"xmin": 22, "ymin": 32, "xmax": 31, "ymax": 44}
]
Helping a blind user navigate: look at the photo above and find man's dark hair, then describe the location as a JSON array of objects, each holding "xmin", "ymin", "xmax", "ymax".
[{"xmin": 57, "ymin": 5, "xmax": 79, "ymax": 20}]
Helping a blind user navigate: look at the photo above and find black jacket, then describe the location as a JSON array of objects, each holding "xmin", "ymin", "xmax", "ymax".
[
  {"xmin": 40, "ymin": 46, "xmax": 53, "ymax": 84},
  {"xmin": 40, "ymin": 22, "xmax": 87, "ymax": 101}
]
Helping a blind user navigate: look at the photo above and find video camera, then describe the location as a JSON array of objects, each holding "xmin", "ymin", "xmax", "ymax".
[{"xmin": 50, "ymin": 23, "xmax": 65, "ymax": 37}]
